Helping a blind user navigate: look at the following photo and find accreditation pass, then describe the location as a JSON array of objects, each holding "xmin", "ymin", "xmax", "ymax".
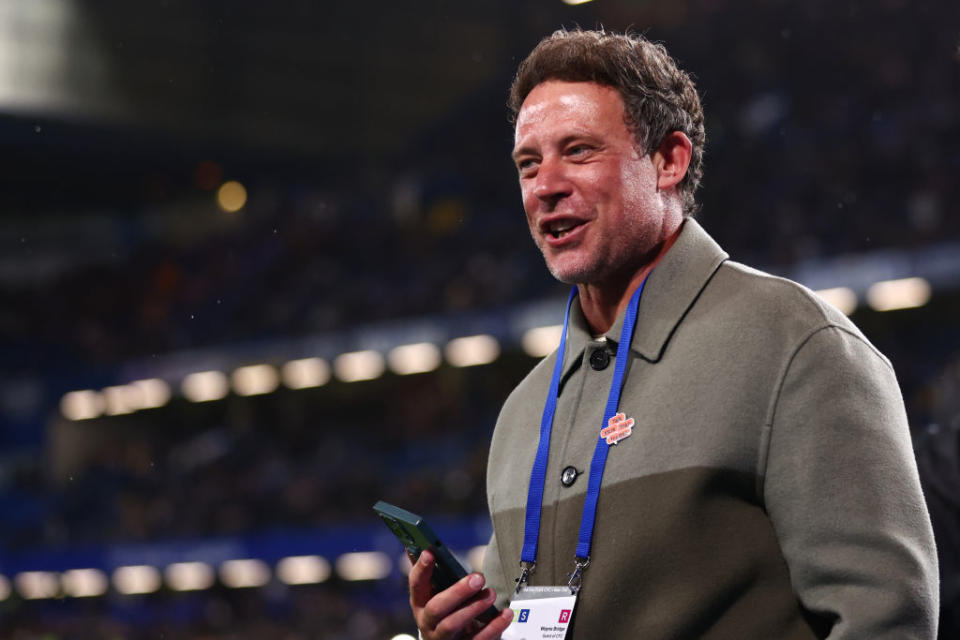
[{"xmin": 501, "ymin": 586, "xmax": 576, "ymax": 640}]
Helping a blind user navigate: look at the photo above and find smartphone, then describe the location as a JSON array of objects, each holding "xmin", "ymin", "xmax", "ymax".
[{"xmin": 373, "ymin": 500, "xmax": 499, "ymax": 624}]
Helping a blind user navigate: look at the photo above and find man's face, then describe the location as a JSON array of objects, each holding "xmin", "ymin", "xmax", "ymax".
[{"xmin": 512, "ymin": 80, "xmax": 671, "ymax": 286}]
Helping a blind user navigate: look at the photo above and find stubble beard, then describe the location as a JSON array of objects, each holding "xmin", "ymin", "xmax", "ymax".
[
  {"xmin": 543, "ymin": 252, "xmax": 601, "ymax": 285},
  {"xmin": 539, "ymin": 240, "xmax": 614, "ymax": 286},
  {"xmin": 537, "ymin": 217, "xmax": 658, "ymax": 288}
]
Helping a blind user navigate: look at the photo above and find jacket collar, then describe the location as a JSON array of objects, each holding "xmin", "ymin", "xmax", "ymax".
[{"xmin": 562, "ymin": 218, "xmax": 728, "ymax": 374}]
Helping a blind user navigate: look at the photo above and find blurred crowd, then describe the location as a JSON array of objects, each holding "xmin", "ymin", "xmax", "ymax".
[
  {"xmin": 4, "ymin": 2, "xmax": 959, "ymax": 377},
  {"xmin": 3, "ymin": 365, "xmax": 522, "ymax": 549},
  {"xmin": 0, "ymin": 583, "xmax": 418, "ymax": 640},
  {"xmin": 0, "ymin": 366, "xmax": 516, "ymax": 638}
]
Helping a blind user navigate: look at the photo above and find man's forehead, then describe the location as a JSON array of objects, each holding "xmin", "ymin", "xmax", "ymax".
[
  {"xmin": 513, "ymin": 80, "xmax": 624, "ymax": 142},
  {"xmin": 518, "ymin": 81, "xmax": 619, "ymax": 116}
]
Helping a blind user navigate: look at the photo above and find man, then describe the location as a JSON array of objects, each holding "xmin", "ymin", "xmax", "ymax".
[{"xmin": 409, "ymin": 29, "xmax": 938, "ymax": 639}]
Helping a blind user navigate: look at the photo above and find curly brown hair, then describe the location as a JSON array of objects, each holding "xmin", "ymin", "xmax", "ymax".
[{"xmin": 509, "ymin": 29, "xmax": 705, "ymax": 215}]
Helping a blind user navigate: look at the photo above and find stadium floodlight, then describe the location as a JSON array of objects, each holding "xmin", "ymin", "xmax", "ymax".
[
  {"xmin": 276, "ymin": 555, "xmax": 331, "ymax": 585},
  {"xmin": 445, "ymin": 335, "xmax": 500, "ymax": 367},
  {"xmin": 281, "ymin": 357, "xmax": 331, "ymax": 389},
  {"xmin": 0, "ymin": 575, "xmax": 10, "ymax": 601},
  {"xmin": 335, "ymin": 552, "xmax": 392, "ymax": 581},
  {"xmin": 814, "ymin": 287, "xmax": 858, "ymax": 316},
  {"xmin": 181, "ymin": 371, "xmax": 229, "ymax": 402},
  {"xmin": 467, "ymin": 545, "xmax": 487, "ymax": 573},
  {"xmin": 388, "ymin": 342, "xmax": 442, "ymax": 375},
  {"xmin": 217, "ymin": 180, "xmax": 247, "ymax": 213},
  {"xmin": 131, "ymin": 378, "xmax": 171, "ymax": 409},
  {"xmin": 866, "ymin": 277, "xmax": 931, "ymax": 312},
  {"xmin": 220, "ymin": 559, "xmax": 271, "ymax": 588},
  {"xmin": 113, "ymin": 565, "xmax": 162, "ymax": 595},
  {"xmin": 165, "ymin": 562, "xmax": 215, "ymax": 592},
  {"xmin": 61, "ymin": 568, "xmax": 109, "ymax": 598},
  {"xmin": 522, "ymin": 325, "xmax": 563, "ymax": 357},
  {"xmin": 232, "ymin": 364, "xmax": 280, "ymax": 396},
  {"xmin": 14, "ymin": 571, "xmax": 60, "ymax": 599},
  {"xmin": 60, "ymin": 390, "xmax": 104, "ymax": 421},
  {"xmin": 102, "ymin": 384, "xmax": 143, "ymax": 416},
  {"xmin": 333, "ymin": 350, "xmax": 385, "ymax": 382}
]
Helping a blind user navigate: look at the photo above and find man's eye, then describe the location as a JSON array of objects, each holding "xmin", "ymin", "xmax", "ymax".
[
  {"xmin": 517, "ymin": 158, "xmax": 537, "ymax": 172},
  {"xmin": 568, "ymin": 145, "xmax": 589, "ymax": 156}
]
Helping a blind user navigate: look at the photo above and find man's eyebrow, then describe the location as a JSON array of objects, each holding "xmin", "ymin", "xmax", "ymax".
[
  {"xmin": 558, "ymin": 132, "xmax": 599, "ymax": 147},
  {"xmin": 512, "ymin": 132, "xmax": 599, "ymax": 161},
  {"xmin": 511, "ymin": 145, "xmax": 536, "ymax": 162},
  {"xmin": 510, "ymin": 130, "xmax": 597, "ymax": 159}
]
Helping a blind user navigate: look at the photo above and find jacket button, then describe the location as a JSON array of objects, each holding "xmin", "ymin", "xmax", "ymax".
[
  {"xmin": 561, "ymin": 466, "xmax": 579, "ymax": 487},
  {"xmin": 589, "ymin": 348, "xmax": 611, "ymax": 370}
]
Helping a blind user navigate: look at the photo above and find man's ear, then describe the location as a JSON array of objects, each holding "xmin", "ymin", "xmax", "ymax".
[{"xmin": 652, "ymin": 131, "xmax": 692, "ymax": 191}]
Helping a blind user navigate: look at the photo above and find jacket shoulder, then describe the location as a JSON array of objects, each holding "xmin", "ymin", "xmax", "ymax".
[{"xmin": 710, "ymin": 260, "xmax": 882, "ymax": 357}]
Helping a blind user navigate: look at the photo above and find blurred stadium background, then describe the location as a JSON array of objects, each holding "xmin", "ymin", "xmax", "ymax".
[{"xmin": 1, "ymin": 0, "xmax": 958, "ymax": 638}]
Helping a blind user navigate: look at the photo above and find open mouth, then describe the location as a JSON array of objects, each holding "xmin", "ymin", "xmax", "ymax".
[{"xmin": 546, "ymin": 219, "xmax": 583, "ymax": 240}]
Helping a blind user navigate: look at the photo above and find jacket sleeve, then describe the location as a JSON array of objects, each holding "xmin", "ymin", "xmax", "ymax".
[
  {"xmin": 482, "ymin": 530, "xmax": 513, "ymax": 611},
  {"xmin": 762, "ymin": 325, "xmax": 939, "ymax": 639}
]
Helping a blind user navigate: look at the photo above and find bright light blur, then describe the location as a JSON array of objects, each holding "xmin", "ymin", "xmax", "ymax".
[
  {"xmin": 102, "ymin": 384, "xmax": 143, "ymax": 416},
  {"xmin": 814, "ymin": 287, "xmax": 858, "ymax": 316},
  {"xmin": 562, "ymin": 0, "xmax": 594, "ymax": 5},
  {"xmin": 61, "ymin": 568, "xmax": 109, "ymax": 597},
  {"xmin": 181, "ymin": 370, "xmax": 229, "ymax": 402},
  {"xmin": 165, "ymin": 562, "xmax": 215, "ymax": 591},
  {"xmin": 217, "ymin": 180, "xmax": 247, "ymax": 212},
  {"xmin": 276, "ymin": 555, "xmax": 331, "ymax": 585},
  {"xmin": 232, "ymin": 364, "xmax": 280, "ymax": 396},
  {"xmin": 60, "ymin": 389, "xmax": 104, "ymax": 420},
  {"xmin": 335, "ymin": 552, "xmax": 392, "ymax": 581},
  {"xmin": 101, "ymin": 380, "xmax": 172, "ymax": 415},
  {"xmin": 220, "ymin": 559, "xmax": 271, "ymax": 588},
  {"xmin": 522, "ymin": 325, "xmax": 563, "ymax": 357},
  {"xmin": 334, "ymin": 350, "xmax": 385, "ymax": 382},
  {"xmin": 467, "ymin": 545, "xmax": 487, "ymax": 572},
  {"xmin": 391, "ymin": 635, "xmax": 418, "ymax": 640},
  {"xmin": 282, "ymin": 357, "xmax": 331, "ymax": 389},
  {"xmin": 388, "ymin": 342, "xmax": 442, "ymax": 375},
  {"xmin": 397, "ymin": 552, "xmax": 413, "ymax": 576},
  {"xmin": 0, "ymin": 575, "xmax": 10, "ymax": 601},
  {"xmin": 866, "ymin": 277, "xmax": 932, "ymax": 311},
  {"xmin": 131, "ymin": 378, "xmax": 171, "ymax": 408},
  {"xmin": 445, "ymin": 335, "xmax": 500, "ymax": 367},
  {"xmin": 14, "ymin": 571, "xmax": 60, "ymax": 599},
  {"xmin": 113, "ymin": 565, "xmax": 162, "ymax": 595}
]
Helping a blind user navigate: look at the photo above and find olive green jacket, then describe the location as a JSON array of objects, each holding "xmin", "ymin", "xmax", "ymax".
[{"xmin": 483, "ymin": 219, "xmax": 938, "ymax": 638}]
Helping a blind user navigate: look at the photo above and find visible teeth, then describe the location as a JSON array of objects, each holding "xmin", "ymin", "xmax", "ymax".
[{"xmin": 548, "ymin": 220, "xmax": 577, "ymax": 238}]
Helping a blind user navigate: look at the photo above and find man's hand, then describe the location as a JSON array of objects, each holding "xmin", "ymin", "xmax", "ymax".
[{"xmin": 409, "ymin": 550, "xmax": 514, "ymax": 639}]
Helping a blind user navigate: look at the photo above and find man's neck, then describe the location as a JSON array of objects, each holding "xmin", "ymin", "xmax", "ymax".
[{"xmin": 577, "ymin": 221, "xmax": 684, "ymax": 335}]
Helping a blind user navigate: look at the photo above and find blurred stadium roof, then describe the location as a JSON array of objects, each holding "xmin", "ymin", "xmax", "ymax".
[{"xmin": 0, "ymin": 0, "xmax": 599, "ymax": 211}]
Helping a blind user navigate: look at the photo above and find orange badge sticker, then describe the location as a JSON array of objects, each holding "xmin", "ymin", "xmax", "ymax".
[{"xmin": 600, "ymin": 412, "xmax": 634, "ymax": 445}]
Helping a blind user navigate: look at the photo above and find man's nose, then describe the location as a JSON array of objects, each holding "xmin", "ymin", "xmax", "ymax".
[{"xmin": 532, "ymin": 157, "xmax": 572, "ymax": 205}]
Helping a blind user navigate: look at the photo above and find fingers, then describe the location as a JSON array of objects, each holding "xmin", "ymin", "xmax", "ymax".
[
  {"xmin": 409, "ymin": 550, "xmax": 436, "ymax": 608},
  {"xmin": 429, "ymin": 585, "xmax": 497, "ymax": 637},
  {"xmin": 421, "ymin": 572, "xmax": 487, "ymax": 629},
  {"xmin": 408, "ymin": 552, "xmax": 513, "ymax": 640},
  {"xmin": 409, "ymin": 558, "xmax": 508, "ymax": 640},
  {"xmin": 472, "ymin": 608, "xmax": 514, "ymax": 640}
]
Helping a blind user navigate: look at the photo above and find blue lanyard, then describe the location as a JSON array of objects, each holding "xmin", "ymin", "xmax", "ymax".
[{"xmin": 520, "ymin": 278, "xmax": 648, "ymax": 570}]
